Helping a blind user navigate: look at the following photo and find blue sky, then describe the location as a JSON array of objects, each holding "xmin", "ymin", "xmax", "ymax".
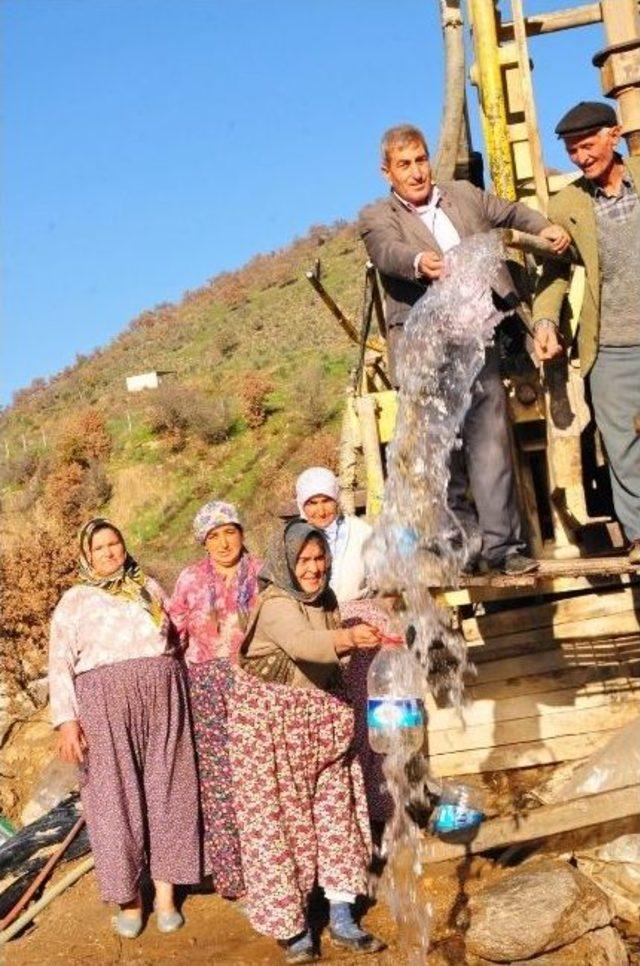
[{"xmin": 3, "ymin": 0, "xmax": 603, "ymax": 405}]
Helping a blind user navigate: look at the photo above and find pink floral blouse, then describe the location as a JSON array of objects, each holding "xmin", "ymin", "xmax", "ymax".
[
  {"xmin": 169, "ymin": 553, "xmax": 261, "ymax": 665},
  {"xmin": 48, "ymin": 578, "xmax": 172, "ymax": 728}
]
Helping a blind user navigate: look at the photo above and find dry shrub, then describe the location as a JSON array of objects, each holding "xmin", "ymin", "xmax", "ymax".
[
  {"xmin": 0, "ymin": 529, "xmax": 76, "ymax": 696},
  {"xmin": 41, "ymin": 462, "xmax": 89, "ymax": 531},
  {"xmin": 0, "ymin": 449, "xmax": 42, "ymax": 488},
  {"xmin": 149, "ymin": 384, "xmax": 235, "ymax": 449},
  {"xmin": 56, "ymin": 407, "xmax": 112, "ymax": 466},
  {"xmin": 293, "ymin": 363, "xmax": 336, "ymax": 431},
  {"xmin": 240, "ymin": 372, "xmax": 274, "ymax": 429},
  {"xmin": 300, "ymin": 431, "xmax": 339, "ymax": 473}
]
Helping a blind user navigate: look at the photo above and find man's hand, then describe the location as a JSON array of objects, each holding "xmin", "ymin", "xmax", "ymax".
[
  {"xmin": 57, "ymin": 720, "xmax": 87, "ymax": 765},
  {"xmin": 533, "ymin": 321, "xmax": 564, "ymax": 362},
  {"xmin": 418, "ymin": 250, "xmax": 445, "ymax": 280},
  {"xmin": 538, "ymin": 224, "xmax": 571, "ymax": 254}
]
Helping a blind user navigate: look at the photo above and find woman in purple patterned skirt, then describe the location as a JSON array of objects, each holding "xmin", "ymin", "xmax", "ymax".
[
  {"xmin": 49, "ymin": 518, "xmax": 200, "ymax": 939},
  {"xmin": 169, "ymin": 500, "xmax": 261, "ymax": 901}
]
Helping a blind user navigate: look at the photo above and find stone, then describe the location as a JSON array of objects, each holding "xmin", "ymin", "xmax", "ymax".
[
  {"xmin": 466, "ymin": 859, "xmax": 613, "ymax": 961},
  {"xmin": 512, "ymin": 926, "xmax": 628, "ymax": 965}
]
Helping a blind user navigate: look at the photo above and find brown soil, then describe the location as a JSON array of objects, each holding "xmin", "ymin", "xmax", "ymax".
[{"xmin": 2, "ymin": 853, "xmax": 510, "ymax": 965}]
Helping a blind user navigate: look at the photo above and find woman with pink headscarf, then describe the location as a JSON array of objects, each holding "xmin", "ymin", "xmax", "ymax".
[{"xmin": 169, "ymin": 500, "xmax": 261, "ymax": 900}]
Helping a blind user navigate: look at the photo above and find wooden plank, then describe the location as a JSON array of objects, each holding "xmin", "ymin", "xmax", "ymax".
[
  {"xmin": 436, "ymin": 572, "xmax": 638, "ymax": 606},
  {"xmin": 426, "ymin": 678, "xmax": 640, "ymax": 732},
  {"xmin": 422, "ymin": 785, "xmax": 640, "ymax": 864},
  {"xmin": 429, "ymin": 730, "xmax": 617, "ymax": 777},
  {"xmin": 463, "ymin": 587, "xmax": 640, "ymax": 643},
  {"xmin": 468, "ymin": 659, "xmax": 640, "ymax": 701},
  {"xmin": 510, "ymin": 0, "xmax": 549, "ymax": 208},
  {"xmin": 470, "ymin": 637, "xmax": 638, "ymax": 683},
  {"xmin": 471, "ymin": 629, "xmax": 640, "ymax": 666},
  {"xmin": 468, "ymin": 618, "xmax": 640, "ymax": 657},
  {"xmin": 428, "ymin": 702, "xmax": 640, "ymax": 755}
]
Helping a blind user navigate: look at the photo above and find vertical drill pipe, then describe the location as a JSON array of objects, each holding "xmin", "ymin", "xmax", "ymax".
[
  {"xmin": 600, "ymin": 0, "xmax": 640, "ymax": 155},
  {"xmin": 468, "ymin": 0, "xmax": 517, "ymax": 198},
  {"xmin": 434, "ymin": 0, "xmax": 467, "ymax": 181}
]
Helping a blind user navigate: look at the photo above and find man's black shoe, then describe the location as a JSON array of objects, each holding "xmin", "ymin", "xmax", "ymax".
[{"xmin": 501, "ymin": 552, "xmax": 539, "ymax": 576}]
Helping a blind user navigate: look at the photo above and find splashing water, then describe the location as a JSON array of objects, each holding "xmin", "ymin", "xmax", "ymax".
[{"xmin": 365, "ymin": 232, "xmax": 509, "ymax": 960}]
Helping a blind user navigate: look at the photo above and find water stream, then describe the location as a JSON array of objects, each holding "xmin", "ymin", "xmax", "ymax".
[{"xmin": 365, "ymin": 231, "xmax": 509, "ymax": 960}]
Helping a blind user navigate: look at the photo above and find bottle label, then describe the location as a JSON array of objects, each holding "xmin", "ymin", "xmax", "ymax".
[
  {"xmin": 433, "ymin": 803, "xmax": 484, "ymax": 833},
  {"xmin": 367, "ymin": 698, "xmax": 424, "ymax": 729}
]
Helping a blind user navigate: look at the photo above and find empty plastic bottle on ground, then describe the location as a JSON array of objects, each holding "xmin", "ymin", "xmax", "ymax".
[{"xmin": 367, "ymin": 645, "xmax": 426, "ymax": 754}]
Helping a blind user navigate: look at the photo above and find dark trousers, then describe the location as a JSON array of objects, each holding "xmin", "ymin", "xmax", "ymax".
[{"xmin": 447, "ymin": 352, "xmax": 525, "ymax": 564}]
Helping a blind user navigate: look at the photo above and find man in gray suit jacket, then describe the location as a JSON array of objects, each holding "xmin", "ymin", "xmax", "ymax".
[{"xmin": 359, "ymin": 124, "xmax": 569, "ymax": 574}]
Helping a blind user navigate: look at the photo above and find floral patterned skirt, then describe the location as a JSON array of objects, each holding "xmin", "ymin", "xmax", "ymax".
[
  {"xmin": 187, "ymin": 658, "xmax": 245, "ymax": 898},
  {"xmin": 341, "ymin": 599, "xmax": 394, "ymax": 824},
  {"xmin": 227, "ymin": 668, "xmax": 372, "ymax": 940}
]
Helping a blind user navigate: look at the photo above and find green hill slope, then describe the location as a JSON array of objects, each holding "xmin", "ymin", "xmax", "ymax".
[{"xmin": 1, "ymin": 220, "xmax": 367, "ymax": 584}]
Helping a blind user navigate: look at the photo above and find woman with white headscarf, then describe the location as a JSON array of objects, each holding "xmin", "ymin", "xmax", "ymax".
[{"xmin": 295, "ymin": 467, "xmax": 372, "ymax": 603}]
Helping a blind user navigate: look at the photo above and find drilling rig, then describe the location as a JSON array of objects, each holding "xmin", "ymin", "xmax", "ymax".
[{"xmin": 308, "ymin": 1, "xmax": 640, "ymax": 783}]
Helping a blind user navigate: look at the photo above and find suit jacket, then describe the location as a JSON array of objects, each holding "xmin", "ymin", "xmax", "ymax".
[
  {"xmin": 359, "ymin": 180, "xmax": 549, "ymax": 334},
  {"xmin": 532, "ymin": 155, "xmax": 640, "ymax": 376}
]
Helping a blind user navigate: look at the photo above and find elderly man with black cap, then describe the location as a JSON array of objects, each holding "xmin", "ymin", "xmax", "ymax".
[{"xmin": 533, "ymin": 101, "xmax": 640, "ymax": 565}]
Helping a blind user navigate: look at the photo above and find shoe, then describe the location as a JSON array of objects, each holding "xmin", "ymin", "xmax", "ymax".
[
  {"xmin": 156, "ymin": 909, "xmax": 184, "ymax": 934},
  {"xmin": 112, "ymin": 910, "xmax": 143, "ymax": 939},
  {"xmin": 277, "ymin": 930, "xmax": 317, "ymax": 963},
  {"xmin": 328, "ymin": 901, "xmax": 386, "ymax": 954},
  {"xmin": 500, "ymin": 552, "xmax": 539, "ymax": 576},
  {"xmin": 629, "ymin": 540, "xmax": 640, "ymax": 566}
]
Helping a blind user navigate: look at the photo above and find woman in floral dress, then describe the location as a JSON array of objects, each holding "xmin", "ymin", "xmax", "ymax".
[
  {"xmin": 229, "ymin": 519, "xmax": 385, "ymax": 963},
  {"xmin": 169, "ymin": 500, "xmax": 260, "ymax": 900},
  {"xmin": 295, "ymin": 466, "xmax": 394, "ymax": 827},
  {"xmin": 49, "ymin": 518, "xmax": 200, "ymax": 939}
]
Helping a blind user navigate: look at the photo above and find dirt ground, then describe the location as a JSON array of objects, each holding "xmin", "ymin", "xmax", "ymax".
[
  {"xmin": 2, "ymin": 714, "xmax": 639, "ymax": 965},
  {"xmin": 4, "ymin": 869, "xmax": 398, "ymax": 965},
  {"xmin": 2, "ymin": 854, "xmax": 498, "ymax": 966}
]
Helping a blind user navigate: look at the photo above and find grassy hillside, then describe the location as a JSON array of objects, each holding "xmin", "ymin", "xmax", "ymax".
[{"xmin": 0, "ymin": 225, "xmax": 365, "ymax": 584}]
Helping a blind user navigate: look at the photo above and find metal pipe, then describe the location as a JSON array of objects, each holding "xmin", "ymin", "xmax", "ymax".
[
  {"xmin": 305, "ymin": 266, "xmax": 383, "ymax": 352},
  {"xmin": 0, "ymin": 857, "xmax": 95, "ymax": 944},
  {"xmin": 434, "ymin": 0, "xmax": 467, "ymax": 181},
  {"xmin": 599, "ymin": 0, "xmax": 640, "ymax": 155},
  {"xmin": 499, "ymin": 228, "xmax": 577, "ymax": 263},
  {"xmin": 468, "ymin": 0, "xmax": 517, "ymax": 199},
  {"xmin": 0, "ymin": 817, "xmax": 86, "ymax": 931},
  {"xmin": 500, "ymin": 3, "xmax": 602, "ymax": 40}
]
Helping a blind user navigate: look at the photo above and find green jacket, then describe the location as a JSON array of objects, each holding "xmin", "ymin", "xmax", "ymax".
[{"xmin": 532, "ymin": 154, "xmax": 640, "ymax": 375}]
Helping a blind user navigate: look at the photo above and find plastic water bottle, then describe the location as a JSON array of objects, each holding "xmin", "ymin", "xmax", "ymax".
[
  {"xmin": 432, "ymin": 781, "xmax": 485, "ymax": 835},
  {"xmin": 367, "ymin": 645, "xmax": 426, "ymax": 754}
]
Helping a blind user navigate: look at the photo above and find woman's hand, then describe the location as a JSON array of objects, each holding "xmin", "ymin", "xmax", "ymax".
[
  {"xmin": 57, "ymin": 720, "xmax": 87, "ymax": 765},
  {"xmin": 334, "ymin": 623, "xmax": 381, "ymax": 655}
]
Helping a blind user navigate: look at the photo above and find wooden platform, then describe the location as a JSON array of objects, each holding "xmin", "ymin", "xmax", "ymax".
[
  {"xmin": 434, "ymin": 555, "xmax": 639, "ymax": 606},
  {"xmin": 426, "ymin": 572, "xmax": 640, "ymax": 779}
]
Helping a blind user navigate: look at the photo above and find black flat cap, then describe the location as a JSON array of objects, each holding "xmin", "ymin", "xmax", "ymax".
[{"xmin": 555, "ymin": 101, "xmax": 618, "ymax": 138}]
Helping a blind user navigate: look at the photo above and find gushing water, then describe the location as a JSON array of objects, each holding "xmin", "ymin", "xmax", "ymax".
[{"xmin": 365, "ymin": 232, "xmax": 508, "ymax": 960}]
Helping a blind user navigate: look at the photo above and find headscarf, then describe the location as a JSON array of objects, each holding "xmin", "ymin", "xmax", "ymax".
[
  {"xmin": 259, "ymin": 519, "xmax": 332, "ymax": 604},
  {"xmin": 77, "ymin": 518, "xmax": 164, "ymax": 627},
  {"xmin": 295, "ymin": 467, "xmax": 339, "ymax": 516},
  {"xmin": 193, "ymin": 500, "xmax": 242, "ymax": 544}
]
